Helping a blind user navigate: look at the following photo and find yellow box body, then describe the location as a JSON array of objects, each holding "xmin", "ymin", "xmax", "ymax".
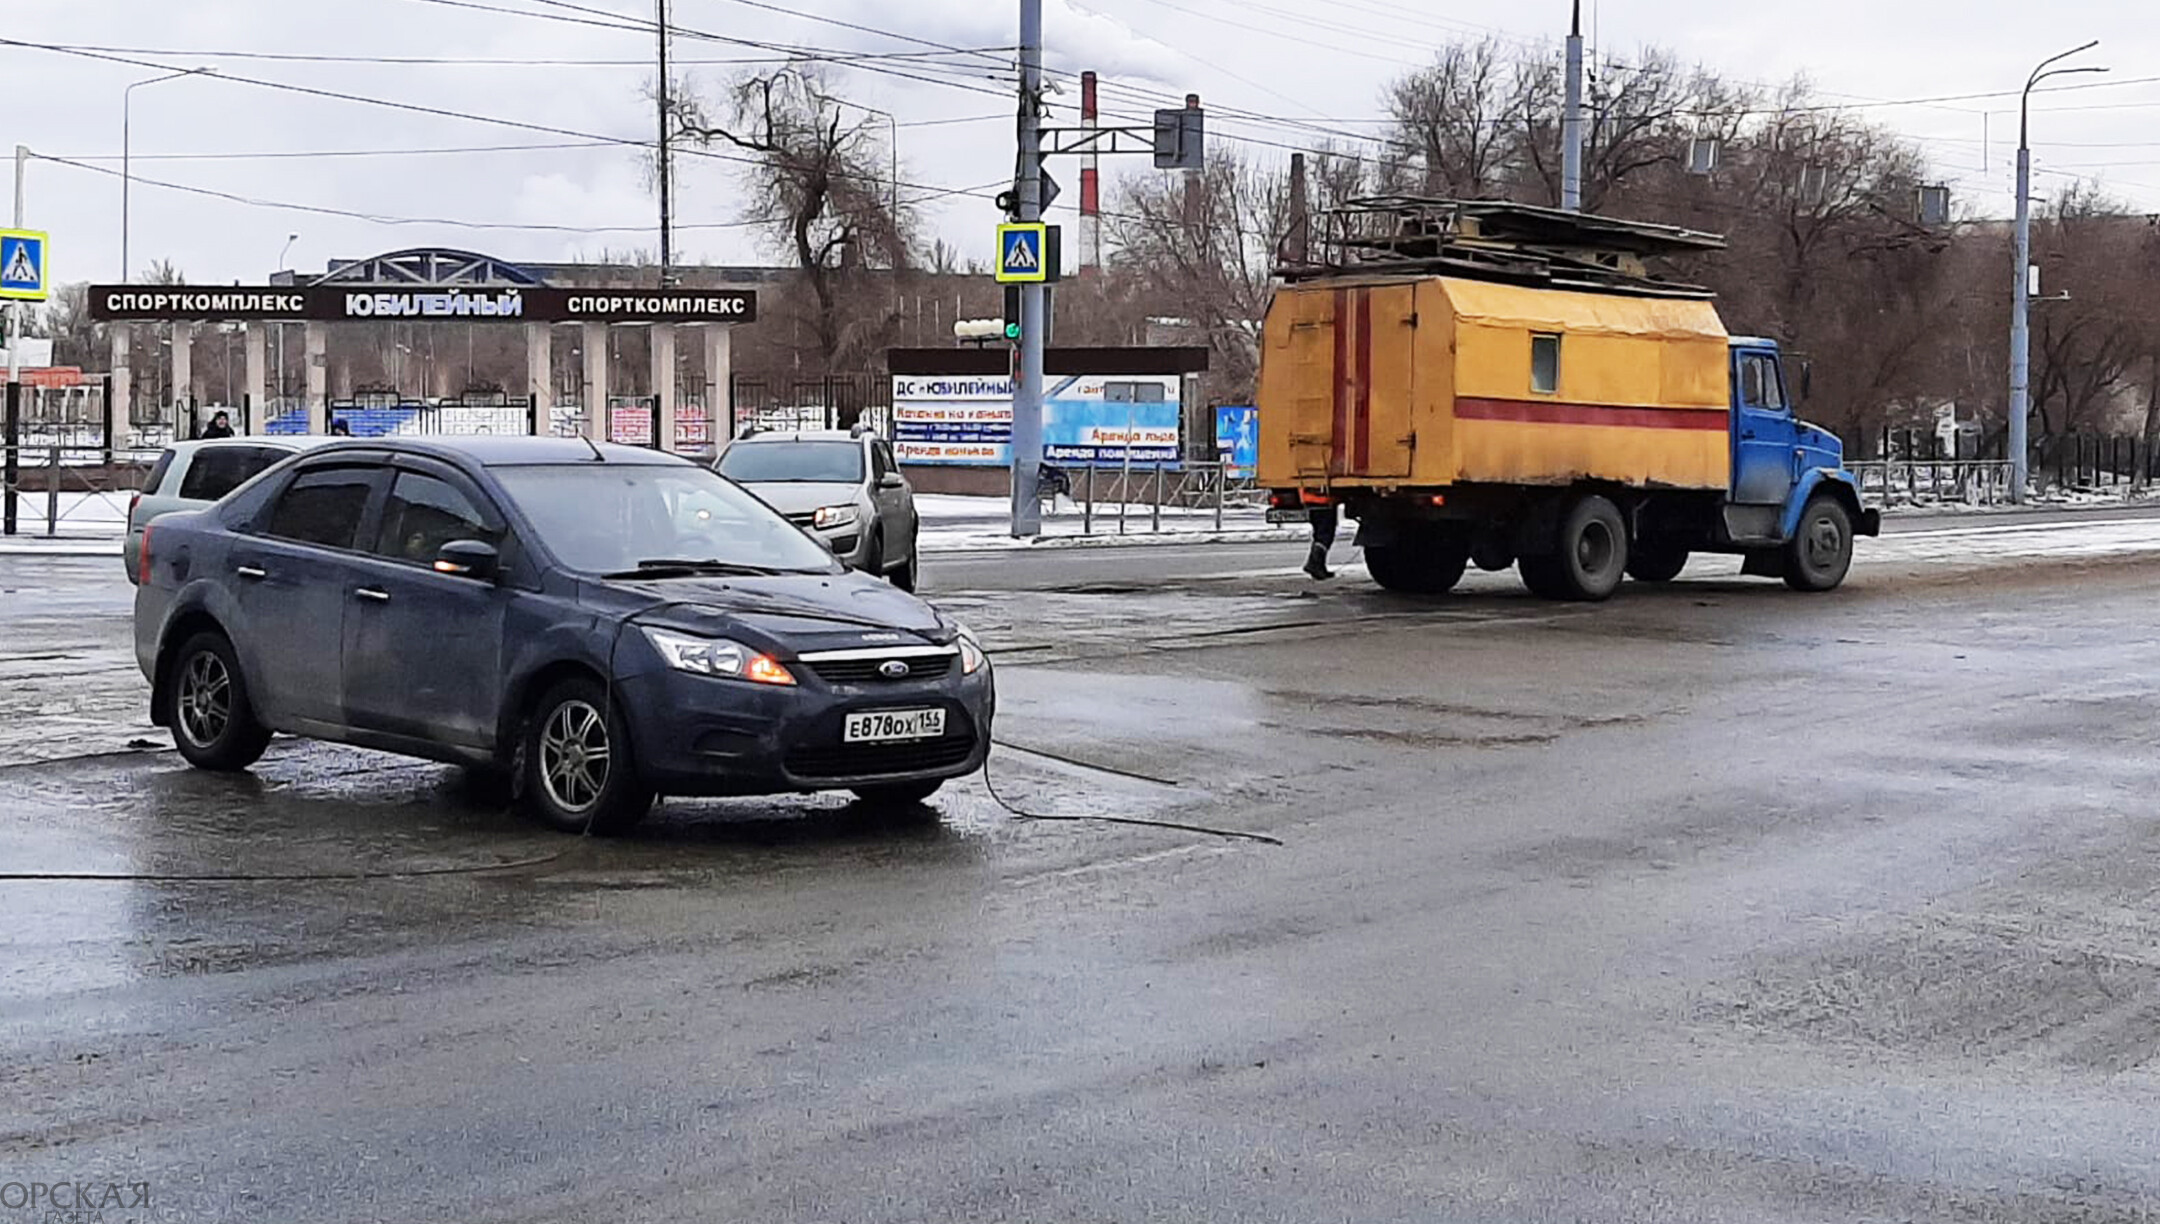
[{"xmin": 1255, "ymin": 276, "xmax": 1732, "ymax": 492}]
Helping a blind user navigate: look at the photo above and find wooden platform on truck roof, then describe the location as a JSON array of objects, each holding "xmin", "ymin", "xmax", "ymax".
[{"xmin": 1279, "ymin": 198, "xmax": 1726, "ymax": 299}]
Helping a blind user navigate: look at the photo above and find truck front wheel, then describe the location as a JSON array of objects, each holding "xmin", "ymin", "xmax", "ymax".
[
  {"xmin": 1365, "ymin": 526, "xmax": 1470, "ymax": 595},
  {"xmin": 1783, "ymin": 496, "xmax": 1854, "ymax": 592},
  {"xmin": 1522, "ymin": 494, "xmax": 1628, "ymax": 602}
]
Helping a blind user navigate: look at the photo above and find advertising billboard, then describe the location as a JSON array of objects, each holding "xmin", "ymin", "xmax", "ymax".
[{"xmin": 892, "ymin": 373, "xmax": 1182, "ymax": 467}]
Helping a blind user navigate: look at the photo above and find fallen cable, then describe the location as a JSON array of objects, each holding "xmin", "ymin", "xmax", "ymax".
[
  {"xmin": 990, "ymin": 738, "xmax": 1183, "ymax": 787},
  {"xmin": 982, "ymin": 755, "xmax": 1284, "ymax": 848}
]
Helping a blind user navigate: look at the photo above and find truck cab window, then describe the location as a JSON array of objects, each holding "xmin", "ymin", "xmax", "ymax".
[
  {"xmin": 1531, "ymin": 334, "xmax": 1561, "ymax": 395},
  {"xmin": 1740, "ymin": 356, "xmax": 1767, "ymax": 407},
  {"xmin": 1759, "ymin": 358, "xmax": 1787, "ymax": 412}
]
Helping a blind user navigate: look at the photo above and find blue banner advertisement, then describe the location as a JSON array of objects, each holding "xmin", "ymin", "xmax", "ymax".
[
  {"xmin": 892, "ymin": 373, "xmax": 1184, "ymax": 467},
  {"xmin": 1214, "ymin": 404, "xmax": 1257, "ymax": 476}
]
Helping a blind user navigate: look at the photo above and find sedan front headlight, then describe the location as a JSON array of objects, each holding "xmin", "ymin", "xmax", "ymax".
[
  {"xmin": 644, "ymin": 628, "xmax": 796, "ymax": 686},
  {"xmin": 955, "ymin": 624, "xmax": 987, "ymax": 675},
  {"xmin": 812, "ymin": 504, "xmax": 860, "ymax": 530}
]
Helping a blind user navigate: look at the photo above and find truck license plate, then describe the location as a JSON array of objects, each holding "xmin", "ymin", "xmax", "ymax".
[
  {"xmin": 844, "ymin": 709, "xmax": 946, "ymax": 743},
  {"xmin": 1266, "ymin": 508, "xmax": 1310, "ymax": 525}
]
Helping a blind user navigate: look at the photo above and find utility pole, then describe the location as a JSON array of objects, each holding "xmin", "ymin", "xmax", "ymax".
[
  {"xmin": 7, "ymin": 146, "xmax": 24, "ymax": 388},
  {"xmin": 656, "ymin": 0, "xmax": 675, "ymax": 287},
  {"xmin": 1009, "ymin": 0, "xmax": 1046, "ymax": 538},
  {"xmin": 2010, "ymin": 40, "xmax": 2104, "ymax": 503},
  {"xmin": 1561, "ymin": 0, "xmax": 1584, "ymax": 212}
]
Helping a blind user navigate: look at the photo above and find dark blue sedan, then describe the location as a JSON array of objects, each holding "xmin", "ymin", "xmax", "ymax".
[{"xmin": 131, "ymin": 437, "xmax": 994, "ymax": 834}]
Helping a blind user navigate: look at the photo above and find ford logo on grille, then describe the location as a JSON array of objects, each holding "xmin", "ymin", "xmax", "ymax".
[{"xmin": 878, "ymin": 660, "xmax": 911, "ymax": 679}]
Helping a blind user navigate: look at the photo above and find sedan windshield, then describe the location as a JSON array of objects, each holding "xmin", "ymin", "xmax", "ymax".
[
  {"xmin": 493, "ymin": 464, "xmax": 838, "ymax": 576},
  {"xmin": 718, "ymin": 441, "xmax": 865, "ymax": 484}
]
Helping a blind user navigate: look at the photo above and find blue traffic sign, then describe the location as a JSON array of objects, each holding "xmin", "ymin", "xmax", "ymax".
[
  {"xmin": 0, "ymin": 229, "xmax": 48, "ymax": 301},
  {"xmin": 996, "ymin": 223, "xmax": 1048, "ymax": 284}
]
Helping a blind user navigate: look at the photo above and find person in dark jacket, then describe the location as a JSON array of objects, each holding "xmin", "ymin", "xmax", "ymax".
[
  {"xmin": 329, "ymin": 417, "xmax": 352, "ymax": 437},
  {"xmin": 199, "ymin": 411, "xmax": 235, "ymax": 440}
]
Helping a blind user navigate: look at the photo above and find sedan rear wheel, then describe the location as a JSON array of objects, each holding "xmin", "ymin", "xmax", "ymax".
[
  {"xmin": 168, "ymin": 631, "xmax": 272, "ymax": 772},
  {"xmin": 520, "ymin": 677, "xmax": 653, "ymax": 835}
]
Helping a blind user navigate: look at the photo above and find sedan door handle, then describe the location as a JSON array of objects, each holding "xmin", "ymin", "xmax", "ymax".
[
  {"xmin": 235, "ymin": 565, "xmax": 267, "ymax": 580},
  {"xmin": 355, "ymin": 587, "xmax": 391, "ymax": 604}
]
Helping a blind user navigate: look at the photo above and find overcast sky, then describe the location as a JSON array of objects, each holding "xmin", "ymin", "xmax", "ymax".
[{"xmin": 6, "ymin": 0, "xmax": 2157, "ymax": 287}]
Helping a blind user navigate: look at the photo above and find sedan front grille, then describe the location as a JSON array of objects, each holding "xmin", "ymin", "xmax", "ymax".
[
  {"xmin": 805, "ymin": 653, "xmax": 956, "ymax": 685},
  {"xmin": 786, "ymin": 732, "xmax": 979, "ymax": 780}
]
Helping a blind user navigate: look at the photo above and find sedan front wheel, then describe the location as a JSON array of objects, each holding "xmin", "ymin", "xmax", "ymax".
[{"xmin": 520, "ymin": 677, "xmax": 653, "ymax": 835}]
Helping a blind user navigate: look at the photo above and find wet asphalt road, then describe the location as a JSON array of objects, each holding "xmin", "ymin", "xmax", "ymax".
[{"xmin": 8, "ymin": 511, "xmax": 2160, "ymax": 1221}]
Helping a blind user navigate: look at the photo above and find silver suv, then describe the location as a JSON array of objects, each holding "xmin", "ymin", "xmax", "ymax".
[{"xmin": 716, "ymin": 428, "xmax": 921, "ymax": 591}]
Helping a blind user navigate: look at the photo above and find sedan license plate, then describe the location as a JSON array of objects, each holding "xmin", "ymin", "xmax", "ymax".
[
  {"xmin": 844, "ymin": 709, "xmax": 946, "ymax": 744},
  {"xmin": 1266, "ymin": 508, "xmax": 1310, "ymax": 525}
]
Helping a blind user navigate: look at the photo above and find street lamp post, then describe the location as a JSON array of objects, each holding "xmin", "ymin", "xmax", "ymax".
[
  {"xmin": 121, "ymin": 67, "xmax": 214, "ymax": 281},
  {"xmin": 2010, "ymin": 41, "xmax": 2105, "ymax": 503}
]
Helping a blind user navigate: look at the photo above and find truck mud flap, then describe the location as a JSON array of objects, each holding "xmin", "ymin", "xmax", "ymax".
[
  {"xmin": 1740, "ymin": 550, "xmax": 1787, "ymax": 579},
  {"xmin": 1858, "ymin": 507, "xmax": 1883, "ymax": 537}
]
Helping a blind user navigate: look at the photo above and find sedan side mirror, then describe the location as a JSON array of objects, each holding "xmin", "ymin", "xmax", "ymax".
[
  {"xmin": 878, "ymin": 472, "xmax": 905, "ymax": 490},
  {"xmin": 434, "ymin": 539, "xmax": 501, "ymax": 581}
]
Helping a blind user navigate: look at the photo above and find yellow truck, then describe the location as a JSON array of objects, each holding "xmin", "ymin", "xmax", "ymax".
[{"xmin": 1258, "ymin": 200, "xmax": 1879, "ymax": 600}]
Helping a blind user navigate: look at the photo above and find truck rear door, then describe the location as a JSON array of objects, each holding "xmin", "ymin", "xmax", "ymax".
[
  {"xmin": 1731, "ymin": 348, "xmax": 1799, "ymax": 505},
  {"xmin": 1283, "ymin": 285, "xmax": 1416, "ymax": 480}
]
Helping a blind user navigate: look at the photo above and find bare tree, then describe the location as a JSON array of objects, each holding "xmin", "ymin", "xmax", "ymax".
[
  {"xmin": 674, "ymin": 63, "xmax": 911, "ymax": 370},
  {"xmin": 1111, "ymin": 150, "xmax": 1290, "ymax": 403}
]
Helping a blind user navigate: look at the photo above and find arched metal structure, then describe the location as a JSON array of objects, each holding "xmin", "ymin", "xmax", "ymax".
[{"xmin": 309, "ymin": 248, "xmax": 546, "ymax": 287}]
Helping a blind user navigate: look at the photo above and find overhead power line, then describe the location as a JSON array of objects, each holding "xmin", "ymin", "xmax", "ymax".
[
  {"xmin": 31, "ymin": 153, "xmax": 1010, "ymax": 236},
  {"xmin": 0, "ymin": 38, "xmax": 1001, "ymax": 203},
  {"xmin": 36, "ymin": 41, "xmax": 1016, "ymax": 69}
]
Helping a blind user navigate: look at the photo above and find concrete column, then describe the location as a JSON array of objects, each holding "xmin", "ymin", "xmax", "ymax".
[
  {"xmin": 110, "ymin": 326, "xmax": 134, "ymax": 437},
  {"xmin": 524, "ymin": 322, "xmax": 553, "ymax": 436},
  {"xmin": 704, "ymin": 324, "xmax": 733, "ymax": 438},
  {"xmin": 652, "ymin": 325, "xmax": 677, "ymax": 452},
  {"xmin": 244, "ymin": 323, "xmax": 268, "ymax": 432},
  {"xmin": 304, "ymin": 323, "xmax": 328, "ymax": 434},
  {"xmin": 333, "ymin": 353, "xmax": 353, "ymax": 400},
  {"xmin": 169, "ymin": 324, "xmax": 192, "ymax": 430},
  {"xmin": 581, "ymin": 321, "xmax": 608, "ymax": 442}
]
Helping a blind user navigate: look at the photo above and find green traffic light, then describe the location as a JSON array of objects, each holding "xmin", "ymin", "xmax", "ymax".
[{"xmin": 1004, "ymin": 323, "xmax": 1022, "ymax": 340}]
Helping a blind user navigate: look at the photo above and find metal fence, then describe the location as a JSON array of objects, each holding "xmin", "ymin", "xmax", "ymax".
[
  {"xmin": 1848, "ymin": 460, "xmax": 2018, "ymax": 507},
  {"xmin": 1, "ymin": 445, "xmax": 162, "ymax": 538},
  {"xmin": 729, "ymin": 374, "xmax": 891, "ymax": 439},
  {"xmin": 1050, "ymin": 460, "xmax": 1263, "ymax": 535}
]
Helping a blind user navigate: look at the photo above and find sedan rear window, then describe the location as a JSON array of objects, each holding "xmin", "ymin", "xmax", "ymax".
[
  {"xmin": 180, "ymin": 446, "xmax": 282, "ymax": 502},
  {"xmin": 718, "ymin": 441, "xmax": 865, "ymax": 484}
]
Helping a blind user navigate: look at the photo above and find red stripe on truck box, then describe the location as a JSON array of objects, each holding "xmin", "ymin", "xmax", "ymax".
[{"xmin": 1456, "ymin": 397, "xmax": 1728, "ymax": 431}]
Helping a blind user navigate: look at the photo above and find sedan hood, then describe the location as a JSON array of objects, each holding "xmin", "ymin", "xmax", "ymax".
[
  {"xmin": 608, "ymin": 571, "xmax": 951, "ymax": 651},
  {"xmin": 736, "ymin": 481, "xmax": 862, "ymax": 517}
]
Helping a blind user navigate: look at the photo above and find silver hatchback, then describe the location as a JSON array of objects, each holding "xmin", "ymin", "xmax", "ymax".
[{"xmin": 715, "ymin": 429, "xmax": 921, "ymax": 591}]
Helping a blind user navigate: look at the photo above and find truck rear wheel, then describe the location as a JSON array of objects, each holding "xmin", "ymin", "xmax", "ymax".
[
  {"xmin": 1522, "ymin": 494, "xmax": 1628, "ymax": 602},
  {"xmin": 1783, "ymin": 496, "xmax": 1854, "ymax": 592},
  {"xmin": 1365, "ymin": 527, "xmax": 1470, "ymax": 595}
]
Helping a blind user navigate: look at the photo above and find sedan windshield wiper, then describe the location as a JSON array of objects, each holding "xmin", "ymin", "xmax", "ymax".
[{"xmin": 602, "ymin": 558, "xmax": 795, "ymax": 579}]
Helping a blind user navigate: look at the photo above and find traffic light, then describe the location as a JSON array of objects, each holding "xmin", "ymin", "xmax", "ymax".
[{"xmin": 1003, "ymin": 284, "xmax": 1022, "ymax": 342}]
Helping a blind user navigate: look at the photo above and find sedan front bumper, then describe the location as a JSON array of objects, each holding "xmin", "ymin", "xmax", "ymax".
[{"xmin": 616, "ymin": 661, "xmax": 994, "ymax": 797}]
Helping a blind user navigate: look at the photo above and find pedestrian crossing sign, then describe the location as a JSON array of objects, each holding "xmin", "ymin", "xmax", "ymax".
[
  {"xmin": 996, "ymin": 223, "xmax": 1048, "ymax": 284},
  {"xmin": 0, "ymin": 229, "xmax": 48, "ymax": 302}
]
